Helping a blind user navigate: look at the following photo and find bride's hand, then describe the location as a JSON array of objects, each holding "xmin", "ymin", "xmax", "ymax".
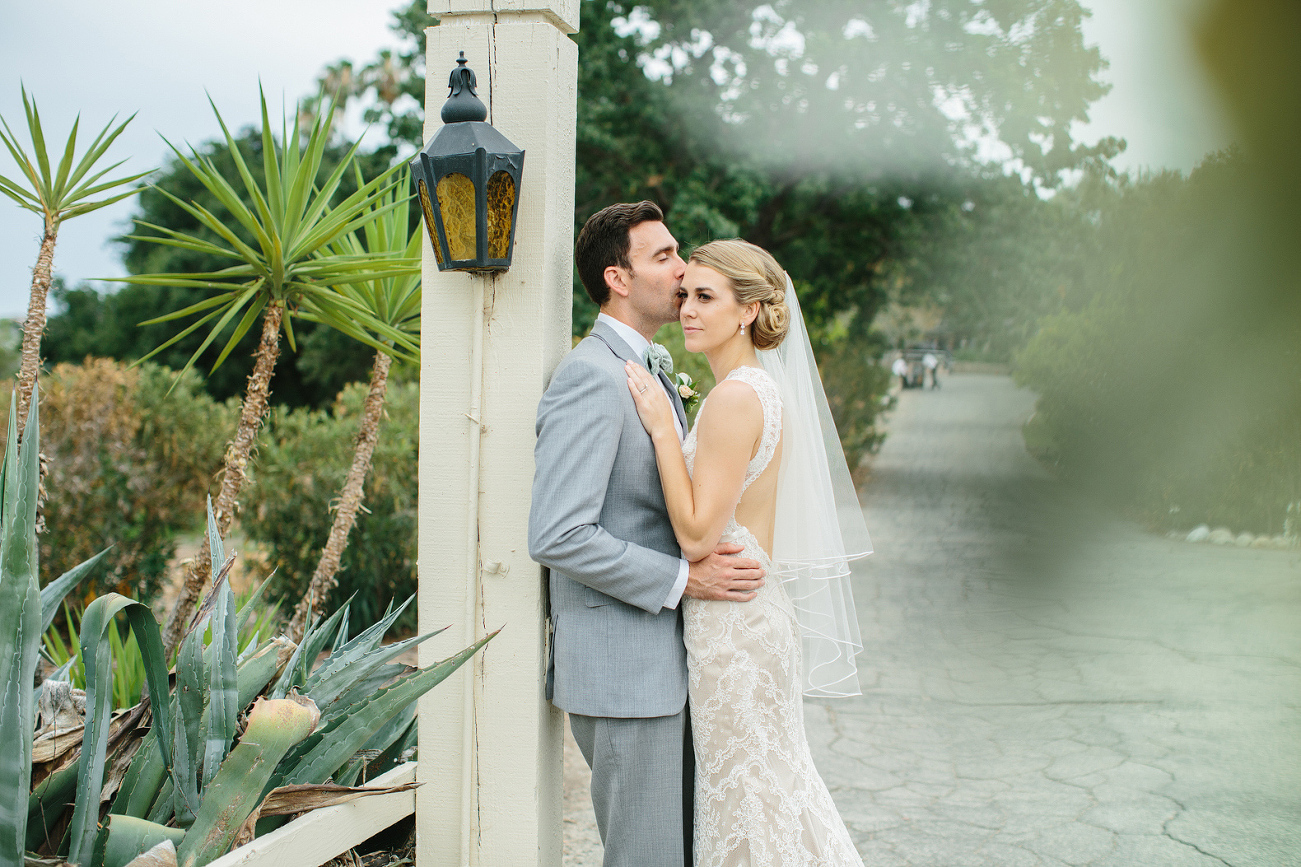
[{"xmin": 625, "ymin": 361, "xmax": 676, "ymax": 439}]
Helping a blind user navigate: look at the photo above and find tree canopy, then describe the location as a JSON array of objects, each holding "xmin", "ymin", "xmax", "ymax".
[
  {"xmin": 45, "ymin": 0, "xmax": 1122, "ymax": 407},
  {"xmin": 301, "ymin": 0, "xmax": 1118, "ymax": 342}
]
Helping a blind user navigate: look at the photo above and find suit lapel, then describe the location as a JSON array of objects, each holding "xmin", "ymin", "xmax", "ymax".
[
  {"xmin": 590, "ymin": 320, "xmax": 639, "ymax": 364},
  {"xmin": 591, "ymin": 320, "xmax": 688, "ymax": 433}
]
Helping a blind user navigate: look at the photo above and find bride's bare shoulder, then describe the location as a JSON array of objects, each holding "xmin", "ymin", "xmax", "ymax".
[{"xmin": 695, "ymin": 379, "xmax": 763, "ymax": 442}]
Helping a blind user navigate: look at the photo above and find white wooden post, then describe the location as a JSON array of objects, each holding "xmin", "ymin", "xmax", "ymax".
[{"xmin": 416, "ymin": 1, "xmax": 578, "ymax": 865}]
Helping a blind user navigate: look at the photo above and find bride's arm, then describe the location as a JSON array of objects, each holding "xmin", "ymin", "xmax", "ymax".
[{"xmin": 626, "ymin": 363, "xmax": 762, "ymax": 561}]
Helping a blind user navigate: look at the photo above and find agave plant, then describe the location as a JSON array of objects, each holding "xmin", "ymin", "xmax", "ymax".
[
  {"xmin": 111, "ymin": 90, "xmax": 419, "ymax": 654},
  {"xmin": 0, "ymin": 393, "xmax": 129, "ymax": 867},
  {"xmin": 20, "ymin": 495, "xmax": 491, "ymax": 867},
  {"xmin": 42, "ymin": 581, "xmax": 282, "ymax": 712},
  {"xmin": 0, "ymin": 88, "xmax": 148, "ymax": 438}
]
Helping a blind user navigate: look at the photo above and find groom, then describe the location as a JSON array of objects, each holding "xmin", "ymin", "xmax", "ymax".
[{"xmin": 529, "ymin": 201, "xmax": 765, "ymax": 866}]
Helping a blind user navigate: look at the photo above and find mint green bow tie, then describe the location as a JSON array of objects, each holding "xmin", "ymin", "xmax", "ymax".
[{"xmin": 642, "ymin": 343, "xmax": 673, "ymax": 377}]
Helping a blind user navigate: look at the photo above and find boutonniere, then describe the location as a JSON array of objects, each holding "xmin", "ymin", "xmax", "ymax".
[{"xmin": 674, "ymin": 372, "xmax": 701, "ymax": 414}]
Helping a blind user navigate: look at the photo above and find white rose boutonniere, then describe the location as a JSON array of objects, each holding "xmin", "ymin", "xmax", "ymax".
[{"xmin": 674, "ymin": 372, "xmax": 701, "ymax": 414}]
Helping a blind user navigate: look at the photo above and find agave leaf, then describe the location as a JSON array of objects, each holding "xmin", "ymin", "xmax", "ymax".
[
  {"xmin": 26, "ymin": 761, "xmax": 77, "ymax": 855},
  {"xmin": 323, "ymin": 663, "xmax": 411, "ymax": 726},
  {"xmin": 250, "ymin": 778, "xmax": 419, "ymax": 820},
  {"xmin": 39, "ymin": 547, "xmax": 110, "ymax": 633},
  {"xmin": 176, "ymin": 697, "xmax": 320, "ymax": 867},
  {"xmin": 279, "ymin": 631, "xmax": 496, "ymax": 789},
  {"xmin": 272, "ymin": 663, "xmax": 410, "ymax": 781},
  {"xmin": 101, "ymin": 816, "xmax": 185, "ymax": 867},
  {"xmin": 364, "ymin": 714, "xmax": 419, "ymax": 782},
  {"xmin": 304, "ymin": 627, "xmax": 443, "ymax": 712},
  {"xmin": 332, "ymin": 606, "xmax": 350, "ymax": 655},
  {"xmin": 299, "ymin": 596, "xmax": 418, "ymax": 700},
  {"xmin": 236, "ymin": 632, "xmax": 260, "ymax": 663},
  {"xmin": 66, "ymin": 595, "xmax": 173, "ymax": 866},
  {"xmin": 200, "ymin": 504, "xmax": 237, "ymax": 792},
  {"xmin": 145, "ymin": 778, "xmax": 175, "ymax": 827},
  {"xmin": 235, "ymin": 637, "xmax": 295, "ymax": 709},
  {"xmin": 353, "ymin": 700, "xmax": 417, "ymax": 780},
  {"xmin": 234, "ymin": 572, "xmax": 275, "ymax": 629},
  {"xmin": 0, "ymin": 393, "xmax": 41, "ymax": 867},
  {"xmin": 269, "ymin": 601, "xmax": 350, "ymax": 700},
  {"xmin": 170, "ymin": 622, "xmax": 205, "ymax": 827},
  {"xmin": 41, "ymin": 656, "xmax": 76, "ymax": 688},
  {"xmin": 111, "ymin": 730, "xmax": 168, "ymax": 820}
]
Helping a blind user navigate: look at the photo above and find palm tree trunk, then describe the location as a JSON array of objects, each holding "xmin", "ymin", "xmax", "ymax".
[
  {"xmin": 162, "ymin": 303, "xmax": 284, "ymax": 655},
  {"xmin": 287, "ymin": 349, "xmax": 392, "ymax": 641},
  {"xmin": 16, "ymin": 217, "xmax": 58, "ymax": 440}
]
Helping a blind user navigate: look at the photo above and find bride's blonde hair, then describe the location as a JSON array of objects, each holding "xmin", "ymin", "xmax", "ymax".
[{"xmin": 687, "ymin": 239, "xmax": 790, "ymax": 351}]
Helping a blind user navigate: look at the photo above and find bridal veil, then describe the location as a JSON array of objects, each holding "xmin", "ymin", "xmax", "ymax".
[{"xmin": 757, "ymin": 274, "xmax": 873, "ymax": 697}]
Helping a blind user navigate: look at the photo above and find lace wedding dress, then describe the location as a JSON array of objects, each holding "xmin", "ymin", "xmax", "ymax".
[{"xmin": 682, "ymin": 366, "xmax": 865, "ymax": 867}]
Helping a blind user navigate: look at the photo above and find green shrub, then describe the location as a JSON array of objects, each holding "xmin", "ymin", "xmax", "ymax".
[
  {"xmin": 19, "ymin": 359, "xmax": 232, "ymax": 602},
  {"xmin": 1014, "ymin": 152, "xmax": 1301, "ymax": 535},
  {"xmin": 244, "ymin": 379, "xmax": 419, "ymax": 632},
  {"xmin": 817, "ymin": 338, "xmax": 891, "ymax": 478}
]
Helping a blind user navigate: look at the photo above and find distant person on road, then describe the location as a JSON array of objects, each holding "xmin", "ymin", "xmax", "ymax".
[
  {"xmin": 891, "ymin": 355, "xmax": 908, "ymax": 388},
  {"xmin": 923, "ymin": 351, "xmax": 940, "ymax": 389}
]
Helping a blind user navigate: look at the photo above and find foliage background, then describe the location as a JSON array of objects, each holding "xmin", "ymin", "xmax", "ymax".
[
  {"xmin": 241, "ymin": 379, "xmax": 420, "ymax": 630},
  {"xmin": 8, "ymin": 360, "xmax": 234, "ymax": 602},
  {"xmin": 1015, "ymin": 149, "xmax": 1301, "ymax": 535}
]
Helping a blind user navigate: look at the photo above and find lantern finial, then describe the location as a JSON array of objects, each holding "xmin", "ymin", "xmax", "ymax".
[{"xmin": 442, "ymin": 52, "xmax": 488, "ymax": 124}]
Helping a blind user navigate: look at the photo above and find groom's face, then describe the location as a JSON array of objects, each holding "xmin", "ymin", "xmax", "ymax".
[{"xmin": 622, "ymin": 220, "xmax": 686, "ymax": 327}]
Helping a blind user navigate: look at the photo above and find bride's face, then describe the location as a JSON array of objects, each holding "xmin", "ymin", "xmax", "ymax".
[{"xmin": 680, "ymin": 262, "xmax": 751, "ymax": 354}]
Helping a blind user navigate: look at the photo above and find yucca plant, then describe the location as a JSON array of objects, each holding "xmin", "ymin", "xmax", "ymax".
[
  {"xmin": 111, "ymin": 90, "xmax": 419, "ymax": 655},
  {"xmin": 22, "ymin": 497, "xmax": 492, "ymax": 867},
  {"xmin": 0, "ymin": 88, "xmax": 148, "ymax": 438},
  {"xmin": 288, "ymin": 177, "xmax": 421, "ymax": 639}
]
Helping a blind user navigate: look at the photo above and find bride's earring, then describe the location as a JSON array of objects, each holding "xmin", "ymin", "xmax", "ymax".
[{"xmin": 740, "ymin": 321, "xmax": 746, "ymax": 335}]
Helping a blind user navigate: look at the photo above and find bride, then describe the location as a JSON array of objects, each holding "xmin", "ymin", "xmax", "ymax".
[{"xmin": 624, "ymin": 239, "xmax": 872, "ymax": 866}]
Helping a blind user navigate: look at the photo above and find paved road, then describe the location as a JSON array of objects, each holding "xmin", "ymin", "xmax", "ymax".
[{"xmin": 564, "ymin": 373, "xmax": 1301, "ymax": 866}]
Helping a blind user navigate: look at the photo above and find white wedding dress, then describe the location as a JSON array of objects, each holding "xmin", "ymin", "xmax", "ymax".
[{"xmin": 682, "ymin": 366, "xmax": 865, "ymax": 867}]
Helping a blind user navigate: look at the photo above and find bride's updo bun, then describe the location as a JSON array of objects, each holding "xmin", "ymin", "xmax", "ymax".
[{"xmin": 688, "ymin": 239, "xmax": 790, "ymax": 350}]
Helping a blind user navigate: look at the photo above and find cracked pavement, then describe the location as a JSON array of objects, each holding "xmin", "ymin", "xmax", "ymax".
[{"xmin": 563, "ymin": 373, "xmax": 1301, "ymax": 866}]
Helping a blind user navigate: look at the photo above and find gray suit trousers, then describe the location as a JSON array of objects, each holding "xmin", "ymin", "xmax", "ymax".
[{"xmin": 570, "ymin": 709, "xmax": 694, "ymax": 867}]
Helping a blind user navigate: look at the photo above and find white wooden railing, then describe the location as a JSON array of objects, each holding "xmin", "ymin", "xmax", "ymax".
[{"xmin": 206, "ymin": 764, "xmax": 416, "ymax": 867}]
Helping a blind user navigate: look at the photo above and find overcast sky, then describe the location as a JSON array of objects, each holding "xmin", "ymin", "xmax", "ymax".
[{"xmin": 0, "ymin": 0, "xmax": 1232, "ymax": 320}]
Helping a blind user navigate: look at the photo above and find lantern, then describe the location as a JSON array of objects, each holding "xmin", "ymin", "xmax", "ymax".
[{"xmin": 410, "ymin": 52, "xmax": 525, "ymax": 272}]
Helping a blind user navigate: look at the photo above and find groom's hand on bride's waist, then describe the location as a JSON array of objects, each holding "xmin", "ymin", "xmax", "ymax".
[{"xmin": 684, "ymin": 543, "xmax": 765, "ymax": 602}]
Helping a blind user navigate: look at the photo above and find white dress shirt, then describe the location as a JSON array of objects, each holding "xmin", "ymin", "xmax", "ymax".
[{"xmin": 596, "ymin": 313, "xmax": 690, "ymax": 609}]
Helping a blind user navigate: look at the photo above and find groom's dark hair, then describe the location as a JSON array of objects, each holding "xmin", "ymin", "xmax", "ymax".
[{"xmin": 575, "ymin": 200, "xmax": 665, "ymax": 306}]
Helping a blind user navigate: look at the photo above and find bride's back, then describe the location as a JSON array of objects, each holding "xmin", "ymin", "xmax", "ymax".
[{"xmin": 733, "ymin": 431, "xmax": 781, "ymax": 556}]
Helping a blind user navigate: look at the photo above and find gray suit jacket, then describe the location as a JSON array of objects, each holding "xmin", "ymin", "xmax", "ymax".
[{"xmin": 528, "ymin": 320, "xmax": 689, "ymax": 718}]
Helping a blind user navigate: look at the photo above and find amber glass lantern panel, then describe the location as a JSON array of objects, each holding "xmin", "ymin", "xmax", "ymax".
[
  {"xmin": 416, "ymin": 180, "xmax": 444, "ymax": 265},
  {"xmin": 436, "ymin": 173, "xmax": 477, "ymax": 261},
  {"xmin": 486, "ymin": 171, "xmax": 516, "ymax": 260}
]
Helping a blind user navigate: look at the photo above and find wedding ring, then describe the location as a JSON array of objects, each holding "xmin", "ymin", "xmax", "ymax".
[{"xmin": 638, "ymin": 385, "xmax": 647, "ymax": 393}]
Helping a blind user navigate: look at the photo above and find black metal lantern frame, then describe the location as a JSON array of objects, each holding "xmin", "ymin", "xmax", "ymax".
[{"xmin": 411, "ymin": 52, "xmax": 525, "ymax": 273}]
